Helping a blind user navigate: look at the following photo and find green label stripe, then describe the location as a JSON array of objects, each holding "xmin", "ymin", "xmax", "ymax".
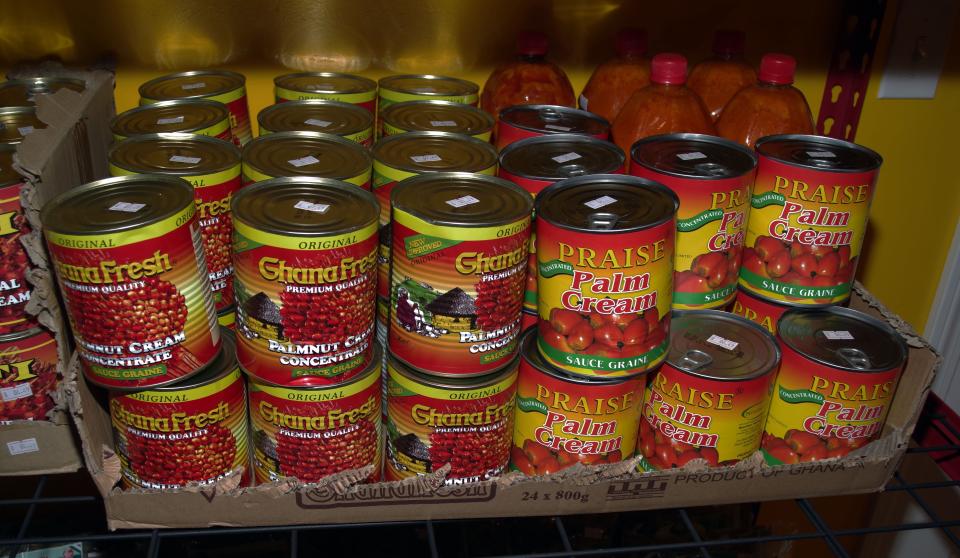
[
  {"xmin": 677, "ymin": 208, "xmax": 724, "ymax": 232},
  {"xmin": 739, "ymin": 268, "xmax": 851, "ymax": 300},
  {"xmin": 479, "ymin": 338, "xmax": 518, "ymax": 364},
  {"xmin": 517, "ymin": 396, "xmax": 549, "ymax": 415},
  {"xmin": 404, "ymin": 234, "xmax": 460, "ymax": 258},
  {"xmin": 779, "ymin": 386, "xmax": 825, "ymax": 405},
  {"xmin": 524, "ymin": 290, "xmax": 538, "ymax": 306},
  {"xmin": 292, "ymin": 355, "xmax": 365, "ymax": 378},
  {"xmin": 537, "ymin": 335, "xmax": 667, "ymax": 372},
  {"xmin": 637, "ymin": 456, "xmax": 659, "ymax": 472},
  {"xmin": 372, "ymin": 170, "xmax": 393, "ymax": 188},
  {"xmin": 539, "ymin": 259, "xmax": 573, "ymax": 278},
  {"xmin": 91, "ymin": 364, "xmax": 166, "ymax": 380},
  {"xmin": 232, "ymin": 230, "xmax": 265, "ymax": 253},
  {"xmin": 672, "ymin": 284, "xmax": 736, "ymax": 306},
  {"xmin": 760, "ymin": 448, "xmax": 783, "ymax": 466},
  {"xmin": 751, "ymin": 192, "xmax": 786, "ymax": 209}
]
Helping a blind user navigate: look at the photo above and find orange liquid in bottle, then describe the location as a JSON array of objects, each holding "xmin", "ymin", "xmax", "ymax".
[
  {"xmin": 688, "ymin": 30, "xmax": 757, "ymax": 122},
  {"xmin": 480, "ymin": 31, "xmax": 575, "ymax": 124},
  {"xmin": 717, "ymin": 53, "xmax": 815, "ymax": 148},
  {"xmin": 611, "ymin": 53, "xmax": 716, "ymax": 161},
  {"xmin": 580, "ymin": 28, "xmax": 651, "ymax": 123}
]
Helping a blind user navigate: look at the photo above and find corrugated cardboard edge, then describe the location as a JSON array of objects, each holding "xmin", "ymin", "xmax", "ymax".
[
  {"xmin": 0, "ymin": 67, "xmax": 115, "ymax": 476},
  {"xmin": 64, "ymin": 288, "xmax": 939, "ymax": 530}
]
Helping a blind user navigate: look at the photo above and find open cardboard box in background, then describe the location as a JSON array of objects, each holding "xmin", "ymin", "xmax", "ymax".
[
  {"xmin": 0, "ymin": 66, "xmax": 114, "ymax": 476},
  {"xmin": 66, "ymin": 284, "xmax": 939, "ymax": 530}
]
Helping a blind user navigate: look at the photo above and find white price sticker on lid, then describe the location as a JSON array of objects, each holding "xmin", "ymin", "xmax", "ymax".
[
  {"xmin": 706, "ymin": 334, "xmax": 739, "ymax": 351},
  {"xmin": 584, "ymin": 195, "xmax": 617, "ymax": 209},
  {"xmin": 552, "ymin": 152, "xmax": 582, "ymax": 164},
  {"xmin": 823, "ymin": 330, "xmax": 854, "ymax": 340},
  {"xmin": 410, "ymin": 154, "xmax": 442, "ymax": 163},
  {"xmin": 305, "ymin": 118, "xmax": 332, "ymax": 128},
  {"xmin": 0, "ymin": 383, "xmax": 32, "ymax": 402},
  {"xmin": 446, "ymin": 195, "xmax": 480, "ymax": 208},
  {"xmin": 544, "ymin": 124, "xmax": 572, "ymax": 131},
  {"xmin": 169, "ymin": 155, "xmax": 202, "ymax": 164},
  {"xmin": 7, "ymin": 438, "xmax": 38, "ymax": 456},
  {"xmin": 430, "ymin": 120, "xmax": 457, "ymax": 127},
  {"xmin": 677, "ymin": 151, "xmax": 707, "ymax": 161},
  {"xmin": 18, "ymin": 126, "xmax": 35, "ymax": 136},
  {"xmin": 294, "ymin": 200, "xmax": 330, "ymax": 214},
  {"xmin": 288, "ymin": 155, "xmax": 320, "ymax": 167},
  {"xmin": 181, "ymin": 82, "xmax": 206, "ymax": 90},
  {"xmin": 109, "ymin": 202, "xmax": 146, "ymax": 213},
  {"xmin": 157, "ymin": 115, "xmax": 185, "ymax": 125},
  {"xmin": 807, "ymin": 150, "xmax": 836, "ymax": 158}
]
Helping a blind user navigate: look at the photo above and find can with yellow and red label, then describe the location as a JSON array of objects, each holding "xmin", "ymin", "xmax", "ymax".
[
  {"xmin": 630, "ymin": 134, "xmax": 757, "ymax": 310},
  {"xmin": 389, "ymin": 173, "xmax": 532, "ymax": 377},
  {"xmin": 0, "ymin": 327, "xmax": 59, "ymax": 422},
  {"xmin": 511, "ymin": 328, "xmax": 643, "ymax": 475},
  {"xmin": 496, "ymin": 105, "xmax": 610, "ymax": 151},
  {"xmin": 257, "ymin": 100, "xmax": 374, "ymax": 147},
  {"xmin": 740, "ymin": 135, "xmax": 882, "ymax": 305},
  {"xmin": 637, "ymin": 310, "xmax": 779, "ymax": 471},
  {"xmin": 0, "ymin": 144, "xmax": 38, "ymax": 334},
  {"xmin": 535, "ymin": 174, "xmax": 678, "ymax": 378},
  {"xmin": 111, "ymin": 99, "xmax": 233, "ymax": 142},
  {"xmin": 274, "ymin": 72, "xmax": 378, "ymax": 112},
  {"xmin": 762, "ymin": 307, "xmax": 907, "ymax": 464}
]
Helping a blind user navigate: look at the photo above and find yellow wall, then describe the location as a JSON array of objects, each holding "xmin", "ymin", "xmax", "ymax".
[{"xmin": 6, "ymin": 0, "xmax": 958, "ymax": 331}]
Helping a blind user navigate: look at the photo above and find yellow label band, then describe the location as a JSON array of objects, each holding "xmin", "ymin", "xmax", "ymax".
[
  {"xmin": 234, "ymin": 219, "xmax": 378, "ymax": 251},
  {"xmin": 45, "ymin": 205, "xmax": 195, "ymax": 248},
  {"xmin": 394, "ymin": 210, "xmax": 529, "ymax": 242}
]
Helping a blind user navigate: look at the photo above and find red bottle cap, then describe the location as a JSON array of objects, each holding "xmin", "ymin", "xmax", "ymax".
[
  {"xmin": 713, "ymin": 30, "xmax": 746, "ymax": 56},
  {"xmin": 517, "ymin": 30, "xmax": 549, "ymax": 57},
  {"xmin": 615, "ymin": 28, "xmax": 648, "ymax": 57},
  {"xmin": 650, "ymin": 53, "xmax": 687, "ymax": 85},
  {"xmin": 759, "ymin": 53, "xmax": 797, "ymax": 85}
]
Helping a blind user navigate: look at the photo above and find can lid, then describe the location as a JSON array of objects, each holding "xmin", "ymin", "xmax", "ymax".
[
  {"xmin": 0, "ymin": 326, "xmax": 47, "ymax": 344},
  {"xmin": 139, "ymin": 70, "xmax": 246, "ymax": 101},
  {"xmin": 109, "ymin": 133, "xmax": 240, "ymax": 176},
  {"xmin": 274, "ymin": 72, "xmax": 377, "ymax": 95},
  {"xmin": 756, "ymin": 134, "xmax": 882, "ymax": 172},
  {"xmin": 372, "ymin": 131, "xmax": 497, "ymax": 174},
  {"xmin": 41, "ymin": 174, "xmax": 195, "ymax": 235},
  {"xmin": 0, "ymin": 77, "xmax": 86, "ymax": 106},
  {"xmin": 519, "ymin": 327, "xmax": 638, "ymax": 385},
  {"xmin": 778, "ymin": 307, "xmax": 907, "ymax": 372},
  {"xmin": 133, "ymin": 329, "xmax": 238, "ymax": 392},
  {"xmin": 668, "ymin": 310, "xmax": 780, "ymax": 380},
  {"xmin": 631, "ymin": 133, "xmax": 757, "ymax": 180},
  {"xmin": 0, "ymin": 144, "xmax": 20, "ymax": 187},
  {"xmin": 651, "ymin": 53, "xmax": 688, "ymax": 85},
  {"xmin": 388, "ymin": 348, "xmax": 517, "ymax": 390},
  {"xmin": 392, "ymin": 172, "xmax": 531, "ymax": 227},
  {"xmin": 242, "ymin": 131, "xmax": 372, "ymax": 181},
  {"xmin": 381, "ymin": 100, "xmax": 494, "ymax": 136},
  {"xmin": 232, "ymin": 176, "xmax": 378, "ymax": 237},
  {"xmin": 759, "ymin": 53, "xmax": 797, "ymax": 85},
  {"xmin": 535, "ymin": 174, "xmax": 678, "ymax": 233},
  {"xmin": 379, "ymin": 74, "xmax": 479, "ymax": 98},
  {"xmin": 499, "ymin": 105, "xmax": 610, "ymax": 136},
  {"xmin": 257, "ymin": 99, "xmax": 373, "ymax": 136},
  {"xmin": 111, "ymin": 99, "xmax": 230, "ymax": 138},
  {"xmin": 0, "ymin": 106, "xmax": 46, "ymax": 144},
  {"xmin": 500, "ymin": 134, "xmax": 625, "ymax": 180}
]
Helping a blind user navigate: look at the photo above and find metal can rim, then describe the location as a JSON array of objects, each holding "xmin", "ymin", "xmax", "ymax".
[
  {"xmin": 273, "ymin": 71, "xmax": 377, "ymax": 95},
  {"xmin": 499, "ymin": 133, "xmax": 625, "ymax": 181},
  {"xmin": 668, "ymin": 309, "xmax": 781, "ymax": 381},
  {"xmin": 109, "ymin": 132, "xmax": 241, "ymax": 176},
  {"xmin": 0, "ymin": 327, "xmax": 50, "ymax": 344},
  {"xmin": 257, "ymin": 99, "xmax": 373, "ymax": 135},
  {"xmin": 139, "ymin": 70, "xmax": 246, "ymax": 100},
  {"xmin": 630, "ymin": 132, "xmax": 758, "ymax": 181},
  {"xmin": 755, "ymin": 133, "xmax": 883, "ymax": 172},
  {"xmin": 387, "ymin": 348, "xmax": 518, "ymax": 388},
  {"xmin": 381, "ymin": 99, "xmax": 494, "ymax": 135},
  {"xmin": 378, "ymin": 74, "xmax": 480, "ymax": 97},
  {"xmin": 535, "ymin": 173, "xmax": 680, "ymax": 234},
  {"xmin": 242, "ymin": 129, "xmax": 373, "ymax": 178},
  {"xmin": 110, "ymin": 99, "xmax": 230, "ymax": 137},
  {"xmin": 777, "ymin": 306, "xmax": 908, "ymax": 373},
  {"xmin": 40, "ymin": 174, "xmax": 195, "ymax": 236},
  {"xmin": 498, "ymin": 104, "xmax": 610, "ymax": 134},
  {"xmin": 372, "ymin": 130, "xmax": 497, "ymax": 174},
  {"xmin": 391, "ymin": 171, "xmax": 533, "ymax": 228}
]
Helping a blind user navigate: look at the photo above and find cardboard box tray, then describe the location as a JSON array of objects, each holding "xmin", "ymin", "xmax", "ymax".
[{"xmin": 67, "ymin": 285, "xmax": 939, "ymax": 530}]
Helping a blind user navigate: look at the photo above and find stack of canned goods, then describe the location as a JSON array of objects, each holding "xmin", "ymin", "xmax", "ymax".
[
  {"xmin": 35, "ymin": 65, "xmax": 914, "ymax": 491},
  {"xmin": 0, "ymin": 76, "xmax": 88, "ymax": 423}
]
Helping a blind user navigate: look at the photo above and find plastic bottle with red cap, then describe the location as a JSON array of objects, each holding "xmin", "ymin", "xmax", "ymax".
[
  {"xmin": 611, "ymin": 53, "xmax": 716, "ymax": 160},
  {"xmin": 579, "ymin": 28, "xmax": 651, "ymax": 123},
  {"xmin": 716, "ymin": 53, "xmax": 815, "ymax": 148},
  {"xmin": 687, "ymin": 30, "xmax": 758, "ymax": 122},
  {"xmin": 480, "ymin": 30, "xmax": 576, "ymax": 125}
]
